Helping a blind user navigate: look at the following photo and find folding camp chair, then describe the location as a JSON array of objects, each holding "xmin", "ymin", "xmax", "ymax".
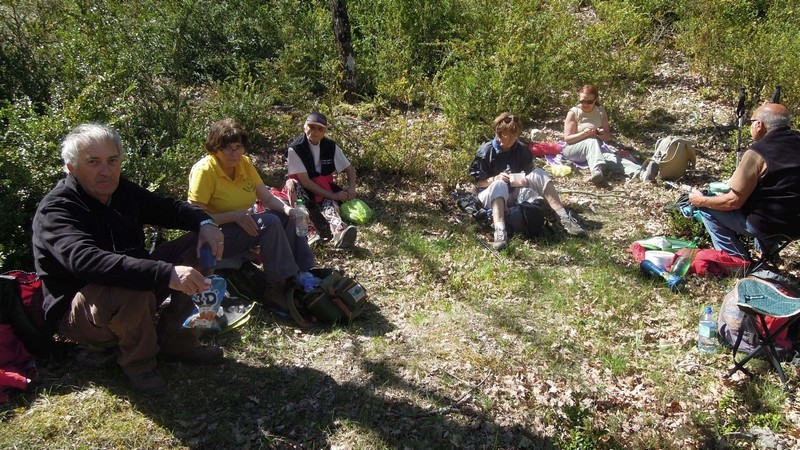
[
  {"xmin": 726, "ymin": 277, "xmax": 800, "ymax": 390},
  {"xmin": 748, "ymin": 233, "xmax": 798, "ymax": 274}
]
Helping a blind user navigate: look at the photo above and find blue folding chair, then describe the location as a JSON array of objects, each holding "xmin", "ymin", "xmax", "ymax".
[{"xmin": 726, "ymin": 277, "xmax": 800, "ymax": 390}]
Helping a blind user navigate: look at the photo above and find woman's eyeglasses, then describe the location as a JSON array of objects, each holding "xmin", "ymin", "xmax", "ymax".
[
  {"xmin": 579, "ymin": 99, "xmax": 596, "ymax": 105},
  {"xmin": 501, "ymin": 115, "xmax": 520, "ymax": 124},
  {"xmin": 220, "ymin": 144, "xmax": 246, "ymax": 155}
]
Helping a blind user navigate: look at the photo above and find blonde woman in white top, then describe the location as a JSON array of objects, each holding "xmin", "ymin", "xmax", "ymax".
[{"xmin": 562, "ymin": 84, "xmax": 641, "ymax": 184}]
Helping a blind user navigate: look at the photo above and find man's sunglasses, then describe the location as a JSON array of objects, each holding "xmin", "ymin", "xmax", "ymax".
[{"xmin": 579, "ymin": 99, "xmax": 596, "ymax": 105}]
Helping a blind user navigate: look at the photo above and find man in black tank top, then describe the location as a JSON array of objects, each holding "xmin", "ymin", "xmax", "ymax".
[
  {"xmin": 689, "ymin": 102, "xmax": 800, "ymax": 261},
  {"xmin": 285, "ymin": 112, "xmax": 359, "ymax": 248}
]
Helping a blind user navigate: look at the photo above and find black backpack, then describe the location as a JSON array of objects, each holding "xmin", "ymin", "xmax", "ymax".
[
  {"xmin": 452, "ymin": 191, "xmax": 491, "ymax": 228},
  {"xmin": 505, "ymin": 201, "xmax": 546, "ymax": 238}
]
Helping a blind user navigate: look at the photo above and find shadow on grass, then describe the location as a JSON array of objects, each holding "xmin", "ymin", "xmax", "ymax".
[{"xmin": 12, "ymin": 345, "xmax": 557, "ymax": 449}]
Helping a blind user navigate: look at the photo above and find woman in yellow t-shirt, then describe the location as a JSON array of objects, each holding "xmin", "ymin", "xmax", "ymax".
[{"xmin": 188, "ymin": 119, "xmax": 315, "ymax": 310}]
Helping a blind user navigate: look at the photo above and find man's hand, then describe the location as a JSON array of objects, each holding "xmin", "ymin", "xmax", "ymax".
[
  {"xmin": 198, "ymin": 222, "xmax": 225, "ymax": 260},
  {"xmin": 169, "ymin": 265, "xmax": 210, "ymax": 295},
  {"xmin": 688, "ymin": 189, "xmax": 705, "ymax": 206},
  {"xmin": 333, "ymin": 191, "xmax": 349, "ymax": 202},
  {"xmin": 345, "ymin": 187, "xmax": 357, "ymax": 201}
]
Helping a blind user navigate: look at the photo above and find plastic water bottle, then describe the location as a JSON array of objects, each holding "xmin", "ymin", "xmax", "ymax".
[
  {"xmin": 640, "ymin": 260, "xmax": 685, "ymax": 292},
  {"xmin": 294, "ymin": 199, "xmax": 309, "ymax": 238},
  {"xmin": 697, "ymin": 306, "xmax": 718, "ymax": 354}
]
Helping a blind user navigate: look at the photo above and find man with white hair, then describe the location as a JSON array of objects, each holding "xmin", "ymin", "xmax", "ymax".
[
  {"xmin": 690, "ymin": 102, "xmax": 800, "ymax": 261},
  {"xmin": 32, "ymin": 123, "xmax": 226, "ymax": 395}
]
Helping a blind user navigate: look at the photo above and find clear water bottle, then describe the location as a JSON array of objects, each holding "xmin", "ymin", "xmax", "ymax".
[
  {"xmin": 294, "ymin": 199, "xmax": 309, "ymax": 238},
  {"xmin": 697, "ymin": 305, "xmax": 718, "ymax": 354}
]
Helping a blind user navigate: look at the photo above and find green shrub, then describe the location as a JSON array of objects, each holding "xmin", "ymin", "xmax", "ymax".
[
  {"xmin": 0, "ymin": 101, "xmax": 68, "ymax": 269},
  {"xmin": 677, "ymin": 0, "xmax": 800, "ymax": 113}
]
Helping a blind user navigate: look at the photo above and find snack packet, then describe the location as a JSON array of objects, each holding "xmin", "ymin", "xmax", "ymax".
[{"xmin": 182, "ymin": 275, "xmax": 226, "ymax": 330}]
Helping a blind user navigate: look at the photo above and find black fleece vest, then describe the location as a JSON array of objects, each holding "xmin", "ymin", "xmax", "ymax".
[
  {"xmin": 746, "ymin": 126, "xmax": 800, "ymax": 235},
  {"xmin": 289, "ymin": 134, "xmax": 337, "ymax": 177}
]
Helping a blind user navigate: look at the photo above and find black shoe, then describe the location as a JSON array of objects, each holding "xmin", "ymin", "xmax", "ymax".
[
  {"xmin": 333, "ymin": 225, "xmax": 357, "ymax": 248},
  {"xmin": 160, "ymin": 345, "xmax": 224, "ymax": 365},
  {"xmin": 128, "ymin": 369, "xmax": 168, "ymax": 396}
]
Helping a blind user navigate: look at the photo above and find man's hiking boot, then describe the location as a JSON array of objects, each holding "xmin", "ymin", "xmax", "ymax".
[
  {"xmin": 590, "ymin": 167, "xmax": 605, "ymax": 185},
  {"xmin": 265, "ymin": 280, "xmax": 312, "ymax": 327},
  {"xmin": 160, "ymin": 345, "xmax": 224, "ymax": 365},
  {"xmin": 640, "ymin": 160, "xmax": 660, "ymax": 182},
  {"xmin": 128, "ymin": 369, "xmax": 168, "ymax": 396},
  {"xmin": 265, "ymin": 280, "xmax": 291, "ymax": 311},
  {"xmin": 492, "ymin": 228, "xmax": 508, "ymax": 250},
  {"xmin": 560, "ymin": 211, "xmax": 587, "ymax": 236},
  {"xmin": 333, "ymin": 225, "xmax": 357, "ymax": 248}
]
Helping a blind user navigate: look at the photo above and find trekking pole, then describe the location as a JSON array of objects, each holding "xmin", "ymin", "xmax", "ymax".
[
  {"xmin": 735, "ymin": 87, "xmax": 746, "ymax": 167},
  {"xmin": 439, "ymin": 199, "xmax": 502, "ymax": 261},
  {"xmin": 475, "ymin": 234, "xmax": 502, "ymax": 261},
  {"xmin": 771, "ymin": 85, "xmax": 782, "ymax": 104}
]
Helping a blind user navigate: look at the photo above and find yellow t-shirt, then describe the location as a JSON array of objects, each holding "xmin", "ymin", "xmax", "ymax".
[{"xmin": 188, "ymin": 155, "xmax": 262, "ymax": 214}]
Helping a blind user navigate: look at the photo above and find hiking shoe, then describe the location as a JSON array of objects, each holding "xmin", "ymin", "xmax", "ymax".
[
  {"xmin": 216, "ymin": 296, "xmax": 255, "ymax": 334},
  {"xmin": 640, "ymin": 160, "xmax": 660, "ymax": 182},
  {"xmin": 307, "ymin": 225, "xmax": 321, "ymax": 246},
  {"xmin": 333, "ymin": 225, "xmax": 357, "ymax": 248},
  {"xmin": 128, "ymin": 369, "xmax": 168, "ymax": 396},
  {"xmin": 560, "ymin": 211, "xmax": 587, "ymax": 236},
  {"xmin": 590, "ymin": 167, "xmax": 605, "ymax": 185},
  {"xmin": 160, "ymin": 345, "xmax": 224, "ymax": 365},
  {"xmin": 265, "ymin": 281, "xmax": 291, "ymax": 311},
  {"xmin": 492, "ymin": 228, "xmax": 508, "ymax": 250},
  {"xmin": 265, "ymin": 279, "xmax": 312, "ymax": 327}
]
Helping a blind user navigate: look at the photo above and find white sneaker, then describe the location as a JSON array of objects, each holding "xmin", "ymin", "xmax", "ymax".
[{"xmin": 492, "ymin": 229, "xmax": 508, "ymax": 250}]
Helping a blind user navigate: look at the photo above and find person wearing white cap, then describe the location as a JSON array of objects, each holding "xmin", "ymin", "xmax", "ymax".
[{"xmin": 284, "ymin": 112, "xmax": 359, "ymax": 248}]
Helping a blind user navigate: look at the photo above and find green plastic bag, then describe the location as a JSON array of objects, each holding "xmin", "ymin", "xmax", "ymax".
[{"xmin": 341, "ymin": 199, "xmax": 373, "ymax": 224}]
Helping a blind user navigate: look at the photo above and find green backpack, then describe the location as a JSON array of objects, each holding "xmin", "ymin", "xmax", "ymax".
[{"xmin": 289, "ymin": 268, "xmax": 368, "ymax": 325}]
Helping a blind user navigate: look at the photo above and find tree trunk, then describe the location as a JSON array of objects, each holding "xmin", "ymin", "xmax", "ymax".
[{"xmin": 330, "ymin": 0, "xmax": 357, "ymax": 102}]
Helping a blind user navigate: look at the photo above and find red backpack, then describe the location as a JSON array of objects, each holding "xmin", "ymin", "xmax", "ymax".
[{"xmin": 0, "ymin": 271, "xmax": 52, "ymax": 356}]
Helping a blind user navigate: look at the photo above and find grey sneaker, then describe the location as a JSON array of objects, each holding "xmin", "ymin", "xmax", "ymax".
[
  {"xmin": 640, "ymin": 160, "xmax": 659, "ymax": 182},
  {"xmin": 333, "ymin": 225, "xmax": 357, "ymax": 248},
  {"xmin": 590, "ymin": 167, "xmax": 605, "ymax": 185},
  {"xmin": 560, "ymin": 211, "xmax": 587, "ymax": 236},
  {"xmin": 492, "ymin": 228, "xmax": 508, "ymax": 250}
]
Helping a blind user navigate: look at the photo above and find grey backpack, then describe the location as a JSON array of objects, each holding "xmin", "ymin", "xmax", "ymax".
[{"xmin": 652, "ymin": 136, "xmax": 697, "ymax": 180}]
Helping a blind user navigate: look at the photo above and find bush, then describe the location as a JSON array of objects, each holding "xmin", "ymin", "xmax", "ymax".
[
  {"xmin": 0, "ymin": 101, "xmax": 68, "ymax": 269},
  {"xmin": 435, "ymin": 0, "xmax": 662, "ymax": 131},
  {"xmin": 676, "ymin": 0, "xmax": 800, "ymax": 113}
]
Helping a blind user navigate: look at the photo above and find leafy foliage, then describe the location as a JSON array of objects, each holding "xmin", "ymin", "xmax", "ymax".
[{"xmin": 676, "ymin": 0, "xmax": 800, "ymax": 112}]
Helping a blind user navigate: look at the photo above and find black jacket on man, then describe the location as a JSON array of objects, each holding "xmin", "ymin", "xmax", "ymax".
[{"xmin": 32, "ymin": 174, "xmax": 210, "ymax": 332}]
